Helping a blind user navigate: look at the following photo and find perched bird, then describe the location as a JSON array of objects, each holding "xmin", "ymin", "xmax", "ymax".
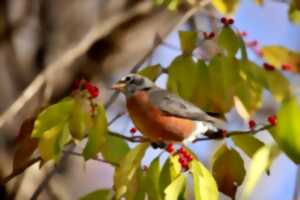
[{"xmin": 112, "ymin": 74, "xmax": 224, "ymax": 147}]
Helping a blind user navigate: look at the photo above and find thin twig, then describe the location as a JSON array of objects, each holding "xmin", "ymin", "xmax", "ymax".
[
  {"xmin": 63, "ymin": 150, "xmax": 119, "ymax": 166},
  {"xmin": 108, "ymin": 112, "xmax": 126, "ymax": 126},
  {"xmin": 1, "ymin": 157, "xmax": 41, "ymax": 185},
  {"xmin": 109, "ymin": 131, "xmax": 148, "ymax": 143}
]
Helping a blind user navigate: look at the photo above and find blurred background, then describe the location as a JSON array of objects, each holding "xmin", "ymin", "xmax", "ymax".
[{"xmin": 0, "ymin": 0, "xmax": 299, "ymax": 199}]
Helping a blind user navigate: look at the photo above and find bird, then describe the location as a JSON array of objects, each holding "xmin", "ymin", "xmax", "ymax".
[{"xmin": 112, "ymin": 74, "xmax": 224, "ymax": 148}]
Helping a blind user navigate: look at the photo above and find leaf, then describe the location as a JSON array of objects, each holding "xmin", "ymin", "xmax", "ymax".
[
  {"xmin": 126, "ymin": 168, "xmax": 146, "ymax": 200},
  {"xmin": 13, "ymin": 118, "xmax": 38, "ymax": 172},
  {"xmin": 159, "ymin": 155, "xmax": 182, "ymax": 197},
  {"xmin": 146, "ymin": 157, "xmax": 162, "ymax": 200},
  {"xmin": 114, "ymin": 143, "xmax": 149, "ymax": 199},
  {"xmin": 190, "ymin": 160, "xmax": 219, "ymax": 200},
  {"xmin": 100, "ymin": 133, "xmax": 130, "ymax": 164},
  {"xmin": 138, "ymin": 64, "xmax": 162, "ymax": 81},
  {"xmin": 218, "ymin": 26, "xmax": 241, "ymax": 57},
  {"xmin": 32, "ymin": 98, "xmax": 75, "ymax": 138},
  {"xmin": 83, "ymin": 104, "xmax": 108, "ymax": 160},
  {"xmin": 69, "ymin": 99, "xmax": 88, "ymax": 140},
  {"xmin": 289, "ymin": 0, "xmax": 300, "ymax": 25},
  {"xmin": 270, "ymin": 97, "xmax": 300, "ymax": 163},
  {"xmin": 179, "ymin": 31, "xmax": 198, "ymax": 55},
  {"xmin": 212, "ymin": 0, "xmax": 240, "ymax": 14},
  {"xmin": 263, "ymin": 70, "xmax": 291, "ymax": 102},
  {"xmin": 232, "ymin": 134, "xmax": 264, "ymax": 158},
  {"xmin": 211, "ymin": 145, "xmax": 246, "ymax": 198},
  {"xmin": 80, "ymin": 189, "xmax": 113, "ymax": 200},
  {"xmin": 241, "ymin": 145, "xmax": 280, "ymax": 200},
  {"xmin": 164, "ymin": 174, "xmax": 186, "ymax": 200},
  {"xmin": 261, "ymin": 45, "xmax": 300, "ymax": 72},
  {"xmin": 167, "ymin": 55, "xmax": 198, "ymax": 101},
  {"xmin": 38, "ymin": 123, "xmax": 71, "ymax": 162}
]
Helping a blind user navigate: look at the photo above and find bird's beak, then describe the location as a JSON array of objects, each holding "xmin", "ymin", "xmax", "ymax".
[{"xmin": 112, "ymin": 82, "xmax": 126, "ymax": 91}]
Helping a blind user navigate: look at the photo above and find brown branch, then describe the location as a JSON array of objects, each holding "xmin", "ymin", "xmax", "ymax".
[
  {"xmin": 1, "ymin": 157, "xmax": 41, "ymax": 185},
  {"xmin": 193, "ymin": 125, "xmax": 272, "ymax": 142}
]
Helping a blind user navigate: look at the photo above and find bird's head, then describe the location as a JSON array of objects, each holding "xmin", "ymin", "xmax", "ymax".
[{"xmin": 112, "ymin": 74, "xmax": 155, "ymax": 97}]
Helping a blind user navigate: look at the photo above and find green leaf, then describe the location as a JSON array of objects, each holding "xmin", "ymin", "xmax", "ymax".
[
  {"xmin": 146, "ymin": 157, "xmax": 162, "ymax": 200},
  {"xmin": 289, "ymin": 0, "xmax": 300, "ymax": 25},
  {"xmin": 32, "ymin": 98, "xmax": 75, "ymax": 138},
  {"xmin": 261, "ymin": 45, "xmax": 300, "ymax": 72},
  {"xmin": 38, "ymin": 123, "xmax": 71, "ymax": 162},
  {"xmin": 69, "ymin": 99, "xmax": 88, "ymax": 140},
  {"xmin": 212, "ymin": 0, "xmax": 240, "ymax": 14},
  {"xmin": 179, "ymin": 31, "xmax": 198, "ymax": 55},
  {"xmin": 263, "ymin": 70, "xmax": 291, "ymax": 102},
  {"xmin": 218, "ymin": 26, "xmax": 241, "ymax": 57},
  {"xmin": 270, "ymin": 97, "xmax": 300, "ymax": 163},
  {"xmin": 211, "ymin": 145, "xmax": 246, "ymax": 199},
  {"xmin": 126, "ymin": 168, "xmax": 146, "ymax": 200},
  {"xmin": 164, "ymin": 174, "xmax": 186, "ymax": 200},
  {"xmin": 190, "ymin": 160, "xmax": 219, "ymax": 200},
  {"xmin": 114, "ymin": 143, "xmax": 149, "ymax": 199},
  {"xmin": 138, "ymin": 64, "xmax": 162, "ymax": 81},
  {"xmin": 83, "ymin": 104, "xmax": 108, "ymax": 160},
  {"xmin": 100, "ymin": 133, "xmax": 130, "ymax": 164},
  {"xmin": 241, "ymin": 145, "xmax": 280, "ymax": 200},
  {"xmin": 80, "ymin": 189, "xmax": 113, "ymax": 200},
  {"xmin": 167, "ymin": 55, "xmax": 198, "ymax": 101},
  {"xmin": 232, "ymin": 135, "xmax": 264, "ymax": 158}
]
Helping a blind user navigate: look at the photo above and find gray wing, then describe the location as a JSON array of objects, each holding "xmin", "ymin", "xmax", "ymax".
[{"xmin": 148, "ymin": 88, "xmax": 224, "ymax": 128}]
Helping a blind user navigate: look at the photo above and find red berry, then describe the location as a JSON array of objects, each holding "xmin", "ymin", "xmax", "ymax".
[
  {"xmin": 72, "ymin": 79, "xmax": 82, "ymax": 90},
  {"xmin": 263, "ymin": 63, "xmax": 275, "ymax": 71},
  {"xmin": 178, "ymin": 147, "xmax": 186, "ymax": 154},
  {"xmin": 282, "ymin": 63, "xmax": 292, "ymax": 71},
  {"xmin": 179, "ymin": 157, "xmax": 185, "ymax": 164},
  {"xmin": 84, "ymin": 82, "xmax": 99, "ymax": 98},
  {"xmin": 130, "ymin": 127, "xmax": 137, "ymax": 135},
  {"xmin": 246, "ymin": 40, "xmax": 258, "ymax": 47},
  {"xmin": 227, "ymin": 18, "xmax": 234, "ymax": 25},
  {"xmin": 221, "ymin": 17, "xmax": 227, "ymax": 24},
  {"xmin": 268, "ymin": 115, "xmax": 277, "ymax": 126},
  {"xmin": 208, "ymin": 32, "xmax": 215, "ymax": 39},
  {"xmin": 166, "ymin": 144, "xmax": 174, "ymax": 153},
  {"xmin": 248, "ymin": 120, "xmax": 256, "ymax": 129},
  {"xmin": 186, "ymin": 154, "xmax": 193, "ymax": 162}
]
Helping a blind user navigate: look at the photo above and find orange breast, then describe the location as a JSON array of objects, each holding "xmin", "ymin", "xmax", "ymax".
[{"xmin": 126, "ymin": 91, "xmax": 196, "ymax": 143}]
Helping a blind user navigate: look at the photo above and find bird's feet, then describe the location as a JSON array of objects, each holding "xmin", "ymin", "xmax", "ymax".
[{"xmin": 151, "ymin": 142, "xmax": 166, "ymax": 149}]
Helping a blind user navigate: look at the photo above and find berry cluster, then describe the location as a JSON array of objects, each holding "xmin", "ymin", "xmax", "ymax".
[
  {"xmin": 178, "ymin": 147, "xmax": 193, "ymax": 171},
  {"xmin": 220, "ymin": 17, "xmax": 234, "ymax": 26},
  {"xmin": 72, "ymin": 79, "xmax": 100, "ymax": 99},
  {"xmin": 203, "ymin": 32, "xmax": 215, "ymax": 40}
]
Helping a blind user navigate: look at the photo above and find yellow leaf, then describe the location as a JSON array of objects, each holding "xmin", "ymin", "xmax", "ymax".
[{"xmin": 212, "ymin": 0, "xmax": 240, "ymax": 14}]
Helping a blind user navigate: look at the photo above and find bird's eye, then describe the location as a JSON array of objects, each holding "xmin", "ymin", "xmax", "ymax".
[{"xmin": 125, "ymin": 76, "xmax": 131, "ymax": 82}]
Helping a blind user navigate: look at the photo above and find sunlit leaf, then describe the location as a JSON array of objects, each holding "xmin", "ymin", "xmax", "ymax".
[
  {"xmin": 179, "ymin": 31, "xmax": 198, "ymax": 55},
  {"xmin": 241, "ymin": 145, "xmax": 280, "ymax": 200},
  {"xmin": 211, "ymin": 145, "xmax": 246, "ymax": 199},
  {"xmin": 164, "ymin": 174, "xmax": 186, "ymax": 200},
  {"xmin": 232, "ymin": 134, "xmax": 264, "ymax": 158},
  {"xmin": 138, "ymin": 64, "xmax": 162, "ymax": 81},
  {"xmin": 13, "ymin": 118, "xmax": 38, "ymax": 172},
  {"xmin": 218, "ymin": 26, "xmax": 241, "ymax": 57},
  {"xmin": 114, "ymin": 143, "xmax": 149, "ymax": 199},
  {"xmin": 100, "ymin": 133, "xmax": 129, "ymax": 164},
  {"xmin": 32, "ymin": 98, "xmax": 75, "ymax": 138},
  {"xmin": 80, "ymin": 189, "xmax": 113, "ymax": 200},
  {"xmin": 167, "ymin": 55, "xmax": 198, "ymax": 101},
  {"xmin": 69, "ymin": 99, "xmax": 88, "ymax": 140},
  {"xmin": 261, "ymin": 45, "xmax": 300, "ymax": 72},
  {"xmin": 212, "ymin": 0, "xmax": 240, "ymax": 14},
  {"xmin": 38, "ymin": 123, "xmax": 71, "ymax": 162},
  {"xmin": 83, "ymin": 104, "xmax": 108, "ymax": 160},
  {"xmin": 190, "ymin": 160, "xmax": 219, "ymax": 200},
  {"xmin": 146, "ymin": 157, "xmax": 162, "ymax": 200},
  {"xmin": 270, "ymin": 97, "xmax": 300, "ymax": 163},
  {"xmin": 263, "ymin": 70, "xmax": 291, "ymax": 102}
]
